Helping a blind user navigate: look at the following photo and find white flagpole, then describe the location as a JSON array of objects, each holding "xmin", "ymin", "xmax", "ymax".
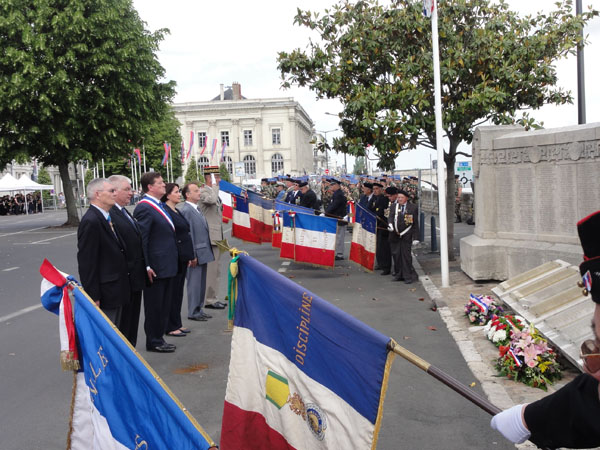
[
  {"xmin": 101, "ymin": 159, "xmax": 105, "ymax": 178},
  {"xmin": 142, "ymin": 139, "xmax": 147, "ymax": 173},
  {"xmin": 430, "ymin": 0, "xmax": 450, "ymax": 287},
  {"xmin": 169, "ymin": 143, "xmax": 173, "ymax": 182}
]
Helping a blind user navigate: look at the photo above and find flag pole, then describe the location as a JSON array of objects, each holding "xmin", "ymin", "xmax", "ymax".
[
  {"xmin": 388, "ymin": 339, "xmax": 499, "ymax": 415},
  {"xmin": 430, "ymin": 0, "xmax": 450, "ymax": 287}
]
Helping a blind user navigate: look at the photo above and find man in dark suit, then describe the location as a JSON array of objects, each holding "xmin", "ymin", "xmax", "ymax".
[
  {"xmin": 77, "ymin": 178, "xmax": 130, "ymax": 326},
  {"xmin": 325, "ymin": 178, "xmax": 347, "ymax": 260},
  {"xmin": 133, "ymin": 172, "xmax": 179, "ymax": 353},
  {"xmin": 179, "ymin": 182, "xmax": 215, "ymax": 321},
  {"xmin": 389, "ymin": 189, "xmax": 420, "ymax": 284},
  {"xmin": 286, "ymin": 179, "xmax": 303, "ymax": 205},
  {"xmin": 358, "ymin": 182, "xmax": 377, "ymax": 213},
  {"xmin": 108, "ymin": 175, "xmax": 146, "ymax": 347},
  {"xmin": 298, "ymin": 181, "xmax": 318, "ymax": 210},
  {"xmin": 373, "ymin": 182, "xmax": 392, "ymax": 275}
]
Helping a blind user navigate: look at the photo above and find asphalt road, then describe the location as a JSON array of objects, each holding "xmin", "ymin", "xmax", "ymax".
[{"xmin": 0, "ymin": 210, "xmax": 512, "ymax": 449}]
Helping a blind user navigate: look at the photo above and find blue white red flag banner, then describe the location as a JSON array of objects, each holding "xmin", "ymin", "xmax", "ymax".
[
  {"xmin": 423, "ymin": 0, "xmax": 434, "ymax": 17},
  {"xmin": 162, "ymin": 142, "xmax": 170, "ymax": 167},
  {"xmin": 469, "ymin": 294, "xmax": 489, "ymax": 315},
  {"xmin": 187, "ymin": 131, "xmax": 194, "ymax": 161},
  {"xmin": 349, "ymin": 204, "xmax": 377, "ymax": 271},
  {"xmin": 219, "ymin": 189, "xmax": 233, "ymax": 223},
  {"xmin": 133, "ymin": 148, "xmax": 142, "ymax": 167},
  {"xmin": 39, "ymin": 259, "xmax": 216, "ymax": 450},
  {"xmin": 260, "ymin": 198, "xmax": 275, "ymax": 243},
  {"xmin": 275, "ymin": 199, "xmax": 315, "ymax": 216},
  {"xmin": 246, "ymin": 191, "xmax": 267, "ymax": 243},
  {"xmin": 583, "ymin": 270, "xmax": 593, "ymax": 292},
  {"xmin": 293, "ymin": 212, "xmax": 337, "ymax": 268},
  {"xmin": 272, "ymin": 211, "xmax": 283, "ymax": 249},
  {"xmin": 220, "ymin": 141, "xmax": 227, "ymax": 161},
  {"xmin": 279, "ymin": 211, "xmax": 296, "ymax": 260},
  {"xmin": 232, "ymin": 194, "xmax": 261, "ymax": 244},
  {"xmin": 219, "ymin": 180, "xmax": 245, "ymax": 197},
  {"xmin": 221, "ymin": 254, "xmax": 394, "ymax": 450},
  {"xmin": 181, "ymin": 140, "xmax": 186, "ymax": 163},
  {"xmin": 210, "ymin": 139, "xmax": 218, "ymax": 160}
]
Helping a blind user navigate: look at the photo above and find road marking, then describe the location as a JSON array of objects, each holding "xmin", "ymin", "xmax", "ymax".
[
  {"xmin": 27, "ymin": 232, "xmax": 77, "ymax": 245},
  {"xmin": 0, "ymin": 304, "xmax": 43, "ymax": 323},
  {"xmin": 281, "ymin": 261, "xmax": 290, "ymax": 266},
  {"xmin": 277, "ymin": 267, "xmax": 287, "ymax": 273},
  {"xmin": 2, "ymin": 267, "xmax": 19, "ymax": 272},
  {"xmin": 0, "ymin": 226, "xmax": 46, "ymax": 238}
]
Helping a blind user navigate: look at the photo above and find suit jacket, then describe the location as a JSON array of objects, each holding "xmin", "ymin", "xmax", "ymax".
[
  {"xmin": 358, "ymin": 194, "xmax": 376, "ymax": 213},
  {"xmin": 390, "ymin": 201, "xmax": 419, "ymax": 241},
  {"xmin": 167, "ymin": 205, "xmax": 195, "ymax": 265},
  {"xmin": 109, "ymin": 205, "xmax": 147, "ymax": 292},
  {"xmin": 325, "ymin": 189, "xmax": 347, "ymax": 219},
  {"xmin": 374, "ymin": 194, "xmax": 389, "ymax": 232},
  {"xmin": 133, "ymin": 196, "xmax": 178, "ymax": 279},
  {"xmin": 77, "ymin": 206, "xmax": 130, "ymax": 308},
  {"xmin": 198, "ymin": 184, "xmax": 223, "ymax": 244},
  {"xmin": 299, "ymin": 189, "xmax": 318, "ymax": 210},
  {"xmin": 178, "ymin": 202, "xmax": 215, "ymax": 265}
]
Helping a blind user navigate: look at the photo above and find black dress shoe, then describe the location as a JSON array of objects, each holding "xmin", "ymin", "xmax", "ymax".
[
  {"xmin": 380, "ymin": 271, "xmax": 391, "ymax": 276},
  {"xmin": 188, "ymin": 316, "xmax": 207, "ymax": 321},
  {"xmin": 206, "ymin": 302, "xmax": 226, "ymax": 309},
  {"xmin": 404, "ymin": 279, "xmax": 413, "ymax": 284},
  {"xmin": 200, "ymin": 312, "xmax": 212, "ymax": 319},
  {"xmin": 335, "ymin": 256, "xmax": 344, "ymax": 261},
  {"xmin": 146, "ymin": 344, "xmax": 175, "ymax": 353},
  {"xmin": 393, "ymin": 277, "xmax": 405, "ymax": 282}
]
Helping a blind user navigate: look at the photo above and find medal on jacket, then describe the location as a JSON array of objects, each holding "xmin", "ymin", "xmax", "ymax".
[{"xmin": 405, "ymin": 214, "xmax": 413, "ymax": 225}]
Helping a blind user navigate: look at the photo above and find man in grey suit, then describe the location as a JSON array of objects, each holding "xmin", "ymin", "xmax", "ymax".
[
  {"xmin": 179, "ymin": 182, "xmax": 215, "ymax": 321},
  {"xmin": 198, "ymin": 166, "xmax": 227, "ymax": 309}
]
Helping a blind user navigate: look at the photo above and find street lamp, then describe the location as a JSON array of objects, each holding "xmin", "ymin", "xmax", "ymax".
[{"xmin": 314, "ymin": 128, "xmax": 338, "ymax": 173}]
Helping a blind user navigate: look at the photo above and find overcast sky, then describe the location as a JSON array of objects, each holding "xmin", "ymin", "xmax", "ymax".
[{"xmin": 131, "ymin": 0, "xmax": 600, "ymax": 171}]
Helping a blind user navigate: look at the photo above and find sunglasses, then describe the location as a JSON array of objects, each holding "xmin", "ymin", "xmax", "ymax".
[{"xmin": 581, "ymin": 339, "xmax": 600, "ymax": 373}]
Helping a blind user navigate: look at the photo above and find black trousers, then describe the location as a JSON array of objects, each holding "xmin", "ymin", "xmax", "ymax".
[
  {"xmin": 396, "ymin": 236, "xmax": 417, "ymax": 282},
  {"xmin": 143, "ymin": 276, "xmax": 174, "ymax": 348},
  {"xmin": 376, "ymin": 229, "xmax": 391, "ymax": 271},
  {"xmin": 167, "ymin": 266, "xmax": 187, "ymax": 333},
  {"xmin": 118, "ymin": 290, "xmax": 142, "ymax": 347}
]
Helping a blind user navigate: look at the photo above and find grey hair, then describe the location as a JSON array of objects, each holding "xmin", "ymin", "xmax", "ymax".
[
  {"xmin": 87, "ymin": 178, "xmax": 109, "ymax": 201},
  {"xmin": 108, "ymin": 174, "xmax": 132, "ymax": 188}
]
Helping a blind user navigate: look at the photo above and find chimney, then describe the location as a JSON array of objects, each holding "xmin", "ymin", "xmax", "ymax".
[
  {"xmin": 220, "ymin": 84, "xmax": 224, "ymax": 101},
  {"xmin": 232, "ymin": 82, "xmax": 241, "ymax": 100}
]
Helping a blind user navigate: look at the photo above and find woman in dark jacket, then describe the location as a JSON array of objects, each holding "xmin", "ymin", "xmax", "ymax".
[{"xmin": 162, "ymin": 183, "xmax": 195, "ymax": 337}]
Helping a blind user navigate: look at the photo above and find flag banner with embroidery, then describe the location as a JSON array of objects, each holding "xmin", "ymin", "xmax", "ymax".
[
  {"xmin": 221, "ymin": 254, "xmax": 394, "ymax": 450},
  {"xmin": 275, "ymin": 200, "xmax": 315, "ymax": 216},
  {"xmin": 39, "ymin": 260, "xmax": 215, "ymax": 450},
  {"xmin": 293, "ymin": 212, "xmax": 337, "ymax": 268},
  {"xmin": 347, "ymin": 201, "xmax": 356, "ymax": 224},
  {"xmin": 219, "ymin": 189, "xmax": 233, "ymax": 223},
  {"xmin": 349, "ymin": 204, "xmax": 377, "ymax": 271},
  {"xmin": 232, "ymin": 194, "xmax": 261, "ymax": 244},
  {"xmin": 279, "ymin": 211, "xmax": 296, "ymax": 260},
  {"xmin": 246, "ymin": 190, "xmax": 267, "ymax": 243}
]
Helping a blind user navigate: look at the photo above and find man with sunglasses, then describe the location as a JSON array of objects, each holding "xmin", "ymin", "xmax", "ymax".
[{"xmin": 491, "ymin": 210, "xmax": 600, "ymax": 449}]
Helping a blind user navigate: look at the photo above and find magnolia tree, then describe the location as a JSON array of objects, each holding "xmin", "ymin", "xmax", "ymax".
[{"xmin": 277, "ymin": 0, "xmax": 597, "ymax": 258}]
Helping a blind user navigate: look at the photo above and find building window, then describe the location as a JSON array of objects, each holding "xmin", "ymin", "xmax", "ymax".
[
  {"xmin": 221, "ymin": 131, "xmax": 230, "ymax": 146},
  {"xmin": 243, "ymin": 155, "xmax": 256, "ymax": 176},
  {"xmin": 198, "ymin": 156, "xmax": 209, "ymax": 170},
  {"xmin": 271, "ymin": 153, "xmax": 284, "ymax": 174},
  {"xmin": 243, "ymin": 130, "xmax": 253, "ymax": 146},
  {"xmin": 224, "ymin": 156, "xmax": 233, "ymax": 174},
  {"xmin": 198, "ymin": 132, "xmax": 207, "ymax": 149},
  {"xmin": 272, "ymin": 128, "xmax": 281, "ymax": 145}
]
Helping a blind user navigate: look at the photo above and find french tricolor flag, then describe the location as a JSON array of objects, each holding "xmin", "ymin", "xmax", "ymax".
[
  {"xmin": 280, "ymin": 211, "xmax": 296, "ymax": 260},
  {"xmin": 40, "ymin": 260, "xmax": 216, "ymax": 449},
  {"xmin": 293, "ymin": 212, "xmax": 337, "ymax": 268},
  {"xmin": 469, "ymin": 294, "xmax": 489, "ymax": 315},
  {"xmin": 232, "ymin": 194, "xmax": 261, "ymax": 243},
  {"xmin": 349, "ymin": 203, "xmax": 376, "ymax": 271},
  {"xmin": 271, "ymin": 211, "xmax": 283, "ymax": 249},
  {"xmin": 247, "ymin": 191, "xmax": 266, "ymax": 243},
  {"xmin": 221, "ymin": 254, "xmax": 394, "ymax": 450},
  {"xmin": 219, "ymin": 190, "xmax": 233, "ymax": 223}
]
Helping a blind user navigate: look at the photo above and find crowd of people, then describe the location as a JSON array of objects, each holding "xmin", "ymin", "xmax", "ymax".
[
  {"xmin": 76, "ymin": 167, "xmax": 227, "ymax": 353},
  {"xmin": 0, "ymin": 193, "xmax": 43, "ymax": 215}
]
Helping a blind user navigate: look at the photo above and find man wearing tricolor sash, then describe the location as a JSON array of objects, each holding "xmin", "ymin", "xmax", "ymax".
[{"xmin": 134, "ymin": 172, "xmax": 179, "ymax": 353}]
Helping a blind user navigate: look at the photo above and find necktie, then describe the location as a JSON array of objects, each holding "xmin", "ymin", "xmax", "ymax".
[{"xmin": 123, "ymin": 208, "xmax": 136, "ymax": 226}]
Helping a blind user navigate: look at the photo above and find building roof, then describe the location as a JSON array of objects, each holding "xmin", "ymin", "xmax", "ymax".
[{"xmin": 211, "ymin": 87, "xmax": 247, "ymax": 101}]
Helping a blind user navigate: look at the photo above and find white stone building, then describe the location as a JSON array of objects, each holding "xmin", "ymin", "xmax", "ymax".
[{"xmin": 173, "ymin": 83, "xmax": 316, "ymax": 183}]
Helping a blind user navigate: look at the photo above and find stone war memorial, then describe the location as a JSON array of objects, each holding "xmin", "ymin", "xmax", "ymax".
[{"xmin": 461, "ymin": 123, "xmax": 600, "ymax": 281}]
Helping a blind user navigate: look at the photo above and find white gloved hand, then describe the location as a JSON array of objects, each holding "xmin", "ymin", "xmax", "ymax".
[
  {"xmin": 412, "ymin": 240, "xmax": 419, "ymax": 246},
  {"xmin": 343, "ymin": 215, "xmax": 349, "ymax": 221},
  {"xmin": 490, "ymin": 404, "xmax": 530, "ymax": 444},
  {"xmin": 320, "ymin": 213, "xmax": 325, "ymax": 217},
  {"xmin": 211, "ymin": 173, "xmax": 216, "ymax": 185},
  {"xmin": 388, "ymin": 224, "xmax": 394, "ymax": 232}
]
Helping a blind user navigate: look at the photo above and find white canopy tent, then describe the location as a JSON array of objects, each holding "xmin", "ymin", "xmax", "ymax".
[{"xmin": 0, "ymin": 174, "xmax": 54, "ymax": 214}]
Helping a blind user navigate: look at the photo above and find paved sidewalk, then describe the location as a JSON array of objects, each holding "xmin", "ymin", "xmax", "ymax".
[{"xmin": 413, "ymin": 221, "xmax": 582, "ymax": 448}]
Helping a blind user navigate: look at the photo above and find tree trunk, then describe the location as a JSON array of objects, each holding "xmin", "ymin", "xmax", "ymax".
[
  {"xmin": 444, "ymin": 141, "xmax": 458, "ymax": 261},
  {"xmin": 58, "ymin": 161, "xmax": 80, "ymax": 226}
]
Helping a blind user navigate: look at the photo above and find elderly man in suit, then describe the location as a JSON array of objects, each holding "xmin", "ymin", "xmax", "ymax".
[
  {"xmin": 179, "ymin": 182, "xmax": 215, "ymax": 321},
  {"xmin": 325, "ymin": 178, "xmax": 348, "ymax": 260},
  {"xmin": 133, "ymin": 172, "xmax": 179, "ymax": 353},
  {"xmin": 108, "ymin": 175, "xmax": 146, "ymax": 347},
  {"xmin": 389, "ymin": 189, "xmax": 420, "ymax": 284},
  {"xmin": 198, "ymin": 166, "xmax": 228, "ymax": 309},
  {"xmin": 77, "ymin": 178, "xmax": 130, "ymax": 326}
]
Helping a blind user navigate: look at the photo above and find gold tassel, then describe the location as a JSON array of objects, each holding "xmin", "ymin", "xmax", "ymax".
[{"xmin": 60, "ymin": 350, "xmax": 80, "ymax": 371}]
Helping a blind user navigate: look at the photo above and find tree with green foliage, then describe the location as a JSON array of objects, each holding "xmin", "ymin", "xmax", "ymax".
[
  {"xmin": 353, "ymin": 156, "xmax": 367, "ymax": 175},
  {"xmin": 219, "ymin": 162, "xmax": 231, "ymax": 182},
  {"xmin": 0, "ymin": 0, "xmax": 175, "ymax": 225},
  {"xmin": 184, "ymin": 158, "xmax": 205, "ymax": 184},
  {"xmin": 37, "ymin": 165, "xmax": 53, "ymax": 202},
  {"xmin": 278, "ymin": 0, "xmax": 597, "ymax": 258}
]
